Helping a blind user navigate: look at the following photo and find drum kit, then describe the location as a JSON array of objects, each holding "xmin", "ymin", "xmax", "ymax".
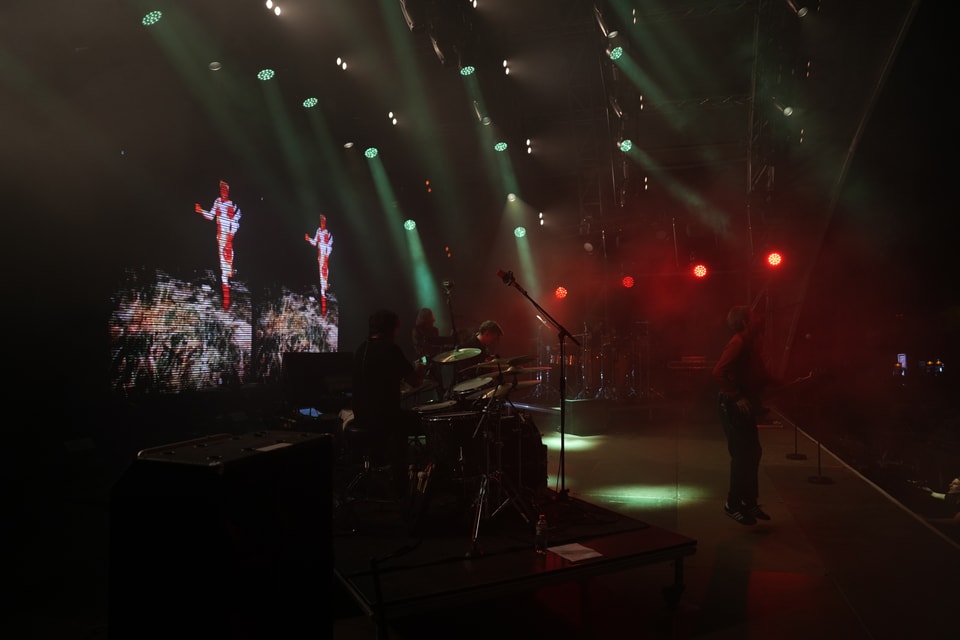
[
  {"xmin": 533, "ymin": 324, "xmax": 652, "ymax": 401},
  {"xmin": 407, "ymin": 346, "xmax": 546, "ymax": 551}
]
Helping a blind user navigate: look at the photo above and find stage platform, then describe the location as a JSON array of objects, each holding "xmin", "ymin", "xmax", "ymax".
[{"xmin": 333, "ymin": 489, "xmax": 696, "ymax": 635}]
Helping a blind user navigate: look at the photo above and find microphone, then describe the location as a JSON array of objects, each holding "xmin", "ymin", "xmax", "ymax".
[{"xmin": 496, "ymin": 269, "xmax": 515, "ymax": 285}]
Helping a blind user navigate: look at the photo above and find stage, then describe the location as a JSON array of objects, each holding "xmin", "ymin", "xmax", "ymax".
[{"xmin": 333, "ymin": 485, "xmax": 697, "ymax": 636}]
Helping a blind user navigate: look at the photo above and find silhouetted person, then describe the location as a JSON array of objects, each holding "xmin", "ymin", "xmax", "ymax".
[
  {"xmin": 352, "ymin": 309, "xmax": 425, "ymax": 491},
  {"xmin": 919, "ymin": 476, "xmax": 960, "ymax": 525},
  {"xmin": 713, "ymin": 305, "xmax": 779, "ymax": 526},
  {"xmin": 454, "ymin": 319, "xmax": 504, "ymax": 383}
]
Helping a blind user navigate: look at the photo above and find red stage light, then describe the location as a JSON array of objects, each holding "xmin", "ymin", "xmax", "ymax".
[
  {"xmin": 621, "ymin": 275, "xmax": 634, "ymax": 288},
  {"xmin": 766, "ymin": 251, "xmax": 783, "ymax": 267},
  {"xmin": 555, "ymin": 286, "xmax": 568, "ymax": 299},
  {"xmin": 692, "ymin": 263, "xmax": 708, "ymax": 278}
]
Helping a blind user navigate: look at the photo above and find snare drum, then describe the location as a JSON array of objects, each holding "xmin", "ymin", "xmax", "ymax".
[
  {"xmin": 411, "ymin": 399, "xmax": 458, "ymax": 413},
  {"xmin": 450, "ymin": 375, "xmax": 493, "ymax": 400}
]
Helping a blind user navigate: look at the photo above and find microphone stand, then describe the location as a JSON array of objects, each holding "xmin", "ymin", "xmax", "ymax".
[
  {"xmin": 498, "ymin": 272, "xmax": 579, "ymax": 500},
  {"xmin": 443, "ymin": 285, "xmax": 459, "ymax": 348}
]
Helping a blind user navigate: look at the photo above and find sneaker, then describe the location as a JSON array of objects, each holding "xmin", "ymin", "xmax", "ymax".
[
  {"xmin": 724, "ymin": 501, "xmax": 756, "ymax": 526},
  {"xmin": 743, "ymin": 503, "xmax": 771, "ymax": 521}
]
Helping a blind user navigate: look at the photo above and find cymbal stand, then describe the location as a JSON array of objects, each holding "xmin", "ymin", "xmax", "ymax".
[
  {"xmin": 467, "ymin": 390, "xmax": 533, "ymax": 557},
  {"xmin": 576, "ymin": 323, "xmax": 593, "ymax": 400},
  {"xmin": 442, "ymin": 281, "xmax": 459, "ymax": 348},
  {"xmin": 534, "ymin": 314, "xmax": 557, "ymax": 403},
  {"xmin": 595, "ymin": 335, "xmax": 615, "ymax": 400}
]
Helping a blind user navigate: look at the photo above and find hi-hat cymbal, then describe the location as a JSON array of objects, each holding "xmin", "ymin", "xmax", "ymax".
[
  {"xmin": 477, "ymin": 354, "xmax": 538, "ymax": 369},
  {"xmin": 477, "ymin": 357, "xmax": 513, "ymax": 368},
  {"xmin": 433, "ymin": 347, "xmax": 481, "ymax": 363},
  {"xmin": 468, "ymin": 382, "xmax": 514, "ymax": 400}
]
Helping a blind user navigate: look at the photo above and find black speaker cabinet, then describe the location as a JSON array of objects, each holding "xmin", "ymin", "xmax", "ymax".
[
  {"xmin": 563, "ymin": 399, "xmax": 611, "ymax": 436},
  {"xmin": 109, "ymin": 431, "xmax": 334, "ymax": 640}
]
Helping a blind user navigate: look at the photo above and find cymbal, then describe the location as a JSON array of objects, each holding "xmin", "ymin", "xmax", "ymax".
[
  {"xmin": 401, "ymin": 379, "xmax": 439, "ymax": 396},
  {"xmin": 468, "ymin": 382, "xmax": 514, "ymax": 400},
  {"xmin": 433, "ymin": 347, "xmax": 481, "ymax": 364},
  {"xmin": 477, "ymin": 357, "xmax": 513, "ymax": 368},
  {"xmin": 477, "ymin": 355, "xmax": 538, "ymax": 369},
  {"xmin": 513, "ymin": 379, "xmax": 541, "ymax": 389}
]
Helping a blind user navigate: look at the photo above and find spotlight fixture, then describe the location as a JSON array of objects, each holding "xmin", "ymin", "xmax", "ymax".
[
  {"xmin": 593, "ymin": 4, "xmax": 619, "ymax": 39},
  {"xmin": 772, "ymin": 97, "xmax": 794, "ymax": 116},
  {"xmin": 473, "ymin": 101, "xmax": 492, "ymax": 125},
  {"xmin": 785, "ymin": 0, "xmax": 809, "ymax": 17},
  {"xmin": 141, "ymin": 10, "xmax": 162, "ymax": 26},
  {"xmin": 429, "ymin": 34, "xmax": 447, "ymax": 65},
  {"xmin": 399, "ymin": 0, "xmax": 427, "ymax": 32},
  {"xmin": 609, "ymin": 95, "xmax": 623, "ymax": 119}
]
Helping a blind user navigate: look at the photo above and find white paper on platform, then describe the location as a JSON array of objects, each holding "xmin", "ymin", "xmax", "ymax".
[{"xmin": 547, "ymin": 543, "xmax": 603, "ymax": 562}]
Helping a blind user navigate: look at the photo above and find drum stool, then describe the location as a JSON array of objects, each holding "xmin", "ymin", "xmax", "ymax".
[{"xmin": 341, "ymin": 421, "xmax": 400, "ymax": 503}]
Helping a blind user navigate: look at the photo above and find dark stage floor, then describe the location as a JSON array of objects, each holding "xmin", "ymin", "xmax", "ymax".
[{"xmin": 6, "ymin": 391, "xmax": 960, "ymax": 639}]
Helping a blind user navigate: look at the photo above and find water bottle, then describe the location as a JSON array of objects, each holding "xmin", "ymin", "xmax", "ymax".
[{"xmin": 534, "ymin": 514, "xmax": 548, "ymax": 554}]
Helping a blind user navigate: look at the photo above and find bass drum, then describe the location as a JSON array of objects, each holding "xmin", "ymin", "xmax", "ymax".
[
  {"xmin": 421, "ymin": 411, "xmax": 484, "ymax": 477},
  {"xmin": 489, "ymin": 413, "xmax": 548, "ymax": 494}
]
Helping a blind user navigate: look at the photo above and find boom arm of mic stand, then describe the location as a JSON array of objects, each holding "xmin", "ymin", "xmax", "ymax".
[{"xmin": 499, "ymin": 274, "xmax": 576, "ymax": 500}]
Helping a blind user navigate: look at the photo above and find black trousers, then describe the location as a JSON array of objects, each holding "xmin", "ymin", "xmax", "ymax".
[{"xmin": 718, "ymin": 394, "xmax": 762, "ymax": 506}]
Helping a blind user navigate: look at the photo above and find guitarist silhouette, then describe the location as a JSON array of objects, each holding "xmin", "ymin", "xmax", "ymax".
[{"xmin": 713, "ymin": 304, "xmax": 788, "ymax": 525}]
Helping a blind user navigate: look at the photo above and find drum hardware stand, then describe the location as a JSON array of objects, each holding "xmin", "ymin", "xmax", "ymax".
[
  {"xmin": 467, "ymin": 391, "xmax": 534, "ymax": 557},
  {"xmin": 576, "ymin": 322, "xmax": 593, "ymax": 400},
  {"xmin": 494, "ymin": 269, "xmax": 578, "ymax": 501},
  {"xmin": 594, "ymin": 339, "xmax": 617, "ymax": 401}
]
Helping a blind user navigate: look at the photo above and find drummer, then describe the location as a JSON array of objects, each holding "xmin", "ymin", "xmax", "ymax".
[{"xmin": 454, "ymin": 320, "xmax": 504, "ymax": 382}]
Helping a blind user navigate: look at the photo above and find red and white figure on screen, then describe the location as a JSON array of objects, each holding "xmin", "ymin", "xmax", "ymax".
[
  {"xmin": 305, "ymin": 213, "xmax": 333, "ymax": 315},
  {"xmin": 195, "ymin": 180, "xmax": 241, "ymax": 310}
]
